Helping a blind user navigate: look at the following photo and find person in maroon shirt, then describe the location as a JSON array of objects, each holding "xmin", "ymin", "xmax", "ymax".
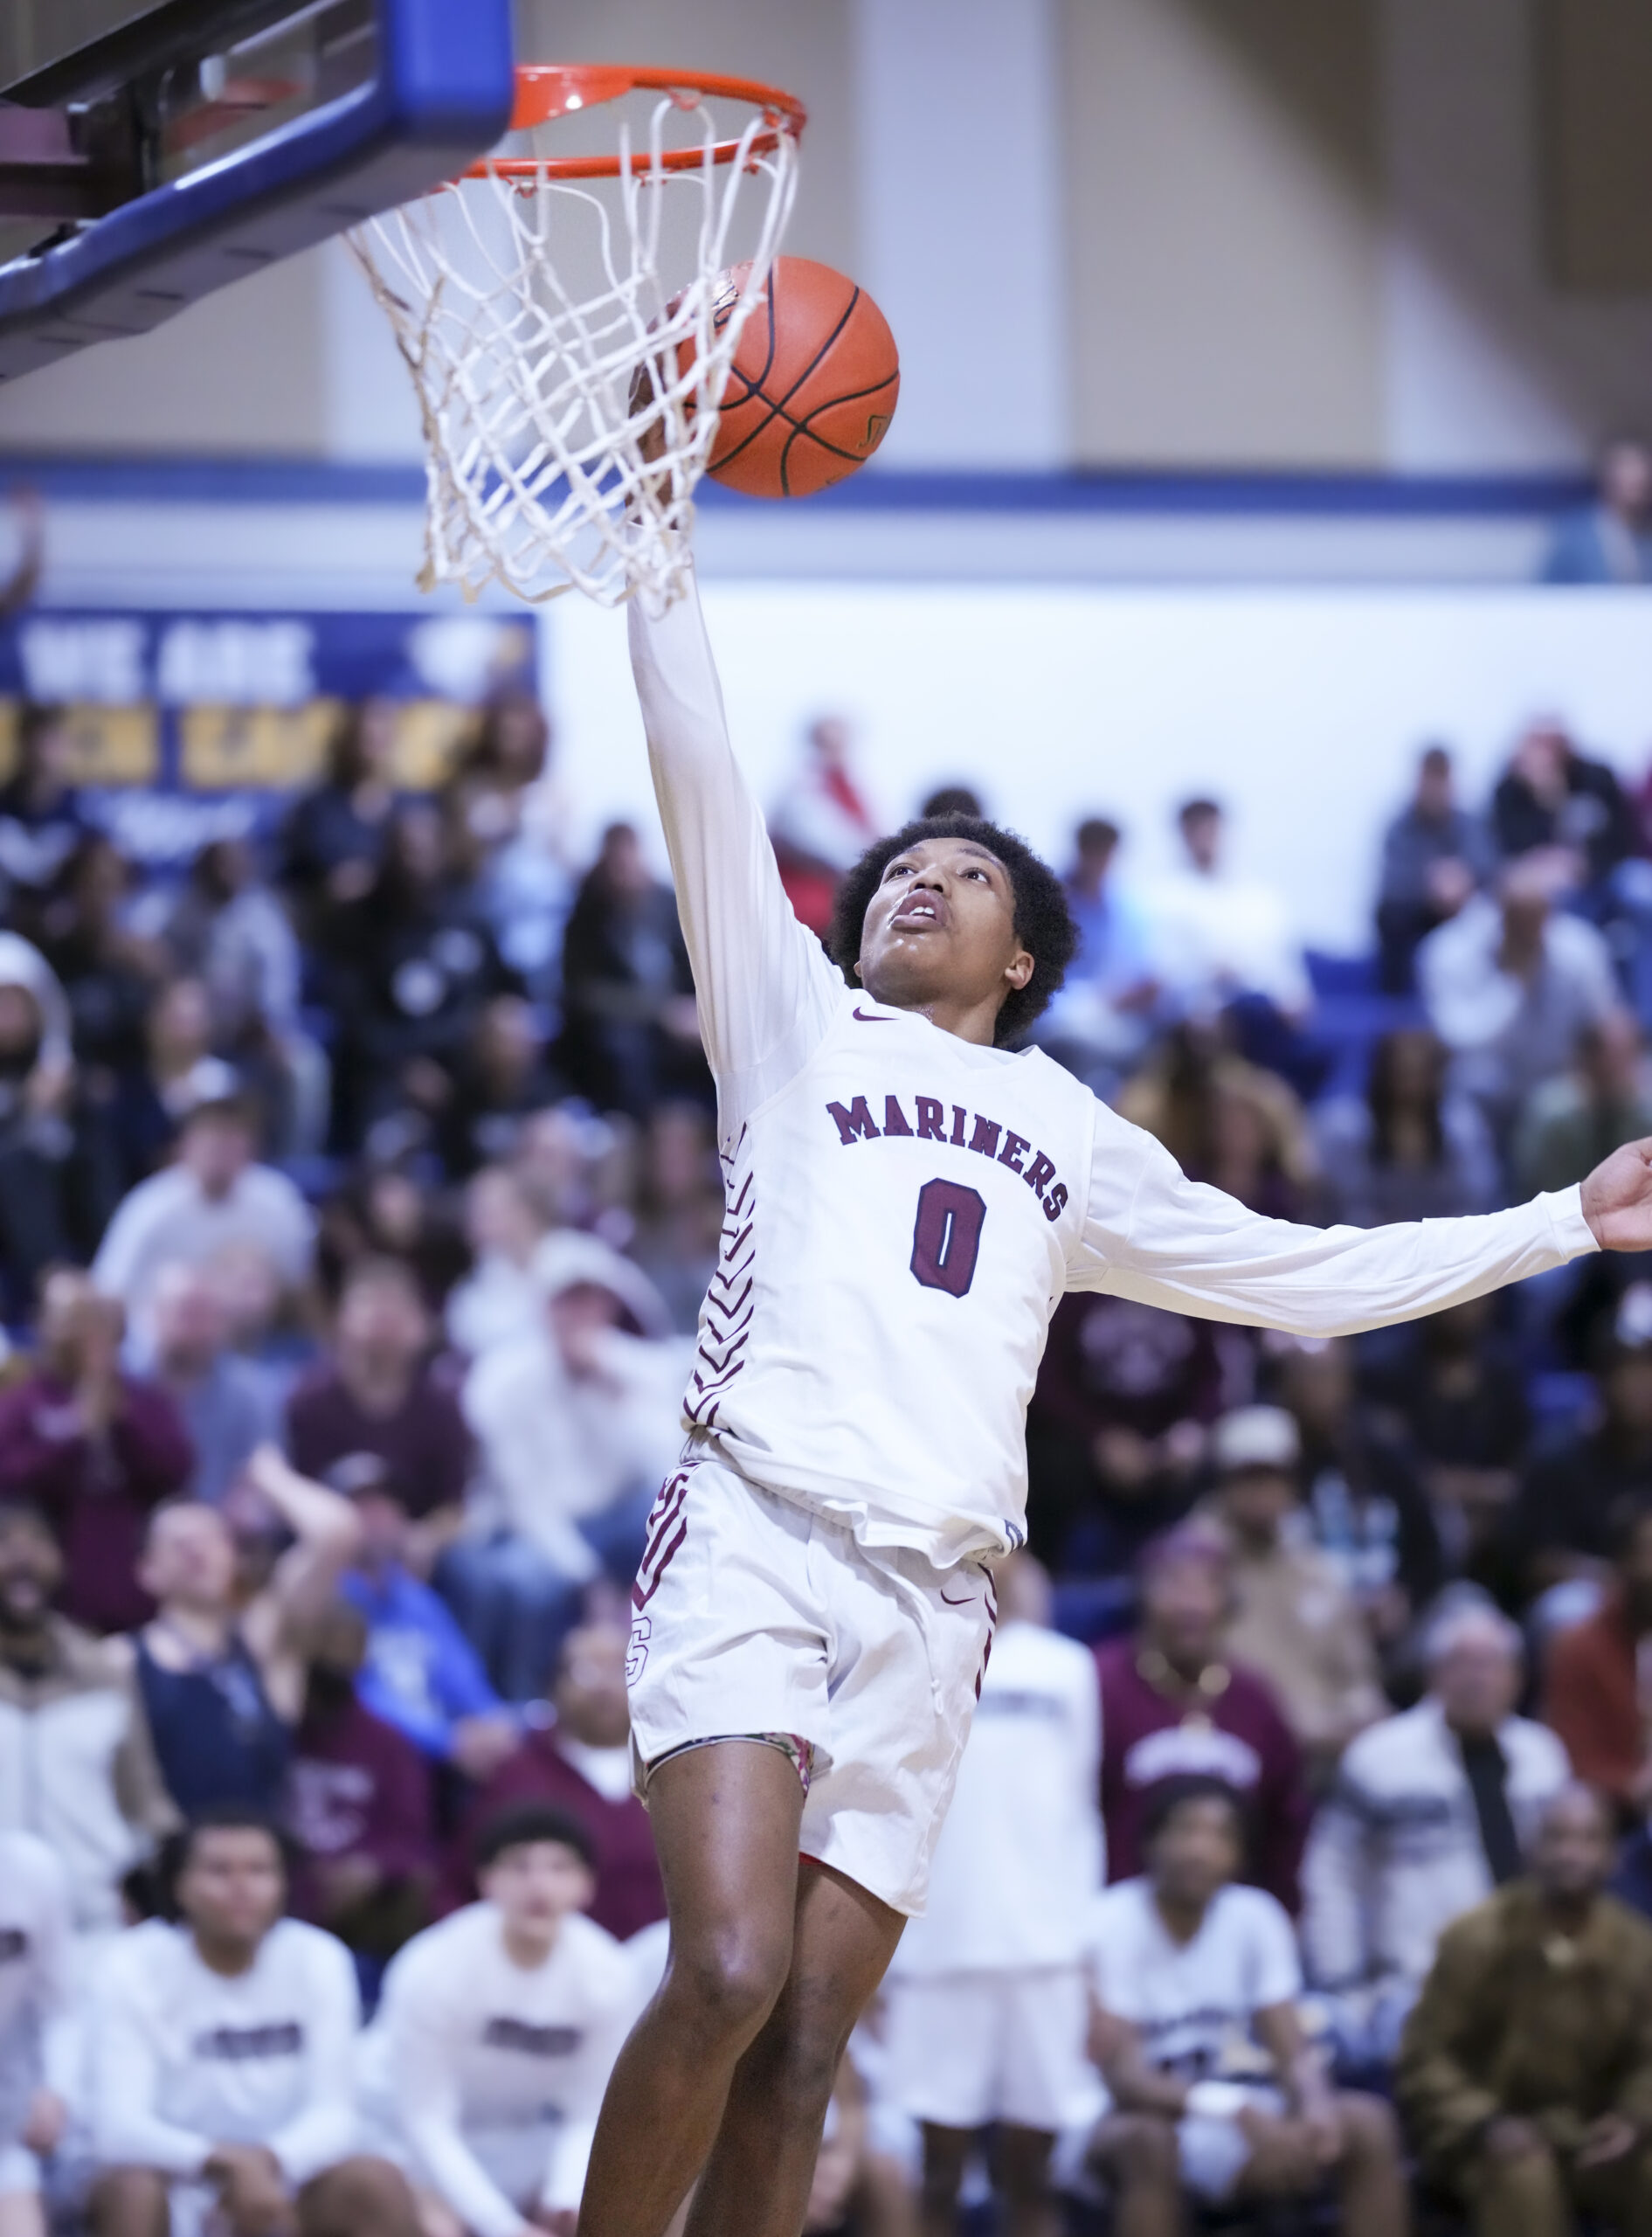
[
  {"xmin": 0, "ymin": 1268, "xmax": 193, "ymax": 1631},
  {"xmin": 285, "ymin": 1257, "xmax": 472, "ymax": 1568},
  {"xmin": 439, "ymin": 1621, "xmax": 665, "ymax": 1942},
  {"xmin": 1096, "ymin": 1520, "xmax": 1310, "ymax": 1911},
  {"xmin": 285, "ymin": 1596, "xmax": 436, "ymax": 1968}
]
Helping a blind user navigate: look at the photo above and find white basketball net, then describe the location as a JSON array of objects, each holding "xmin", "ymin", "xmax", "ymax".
[{"xmin": 349, "ymin": 89, "xmax": 799, "ymax": 611}]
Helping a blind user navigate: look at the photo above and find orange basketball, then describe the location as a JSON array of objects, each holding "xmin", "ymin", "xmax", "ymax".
[{"xmin": 688, "ymin": 256, "xmax": 900, "ymax": 499}]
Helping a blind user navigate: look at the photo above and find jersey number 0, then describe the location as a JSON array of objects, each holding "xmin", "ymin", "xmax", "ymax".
[{"xmin": 910, "ymin": 1178, "xmax": 987, "ymax": 1299}]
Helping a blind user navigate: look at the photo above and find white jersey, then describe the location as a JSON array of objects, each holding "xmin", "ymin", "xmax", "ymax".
[
  {"xmin": 632, "ymin": 579, "xmax": 1599, "ymax": 1566},
  {"xmin": 0, "ymin": 1832, "xmax": 73, "ymax": 2146},
  {"xmin": 1086, "ymin": 1879, "xmax": 1301, "ymax": 2081},
  {"xmin": 91, "ymin": 1918, "xmax": 358, "ymax": 2185},
  {"xmin": 890, "ymin": 1620, "xmax": 1102, "ymax": 1976},
  {"xmin": 375, "ymin": 1904, "xmax": 634, "ymax": 2236}
]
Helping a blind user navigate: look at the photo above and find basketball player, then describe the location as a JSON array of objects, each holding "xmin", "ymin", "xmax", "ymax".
[{"xmin": 578, "ymin": 556, "xmax": 1652, "ymax": 2237}]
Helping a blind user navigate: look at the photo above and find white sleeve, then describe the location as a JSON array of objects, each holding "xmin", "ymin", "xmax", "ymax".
[
  {"xmin": 265, "ymin": 1940, "xmax": 360, "ymax": 2188},
  {"xmin": 29, "ymin": 1855, "xmax": 79, "ymax": 2104},
  {"xmin": 1300, "ymin": 1779, "xmax": 1372, "ymax": 1992},
  {"xmin": 536, "ymin": 1972, "xmax": 635, "ymax": 2214},
  {"xmin": 389, "ymin": 1963, "xmax": 528, "ymax": 2237},
  {"xmin": 1068, "ymin": 1105, "xmax": 1597, "ymax": 1334},
  {"xmin": 92, "ymin": 1964, "xmax": 212, "ymax": 2178},
  {"xmin": 628, "ymin": 569, "xmax": 846, "ymax": 1139},
  {"xmin": 89, "ymin": 1183, "xmax": 157, "ymax": 1305},
  {"xmin": 1247, "ymin": 1894, "xmax": 1304, "ymax": 2012}
]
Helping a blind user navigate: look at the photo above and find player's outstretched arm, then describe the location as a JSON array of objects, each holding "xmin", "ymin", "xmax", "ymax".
[
  {"xmin": 1070, "ymin": 1103, "xmax": 1607, "ymax": 1338},
  {"xmin": 628, "ymin": 567, "xmax": 844, "ymax": 1132}
]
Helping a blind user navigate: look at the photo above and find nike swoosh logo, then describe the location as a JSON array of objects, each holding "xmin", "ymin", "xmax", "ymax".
[
  {"xmin": 853, "ymin": 1005, "xmax": 895, "ymax": 1022},
  {"xmin": 939, "ymin": 1589, "xmax": 976, "ymax": 1606}
]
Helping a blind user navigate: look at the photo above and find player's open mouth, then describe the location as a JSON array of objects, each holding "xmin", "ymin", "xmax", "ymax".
[{"xmin": 892, "ymin": 898, "xmax": 944, "ymax": 929}]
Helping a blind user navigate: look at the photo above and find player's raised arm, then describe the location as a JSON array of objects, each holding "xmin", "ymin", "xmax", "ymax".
[
  {"xmin": 628, "ymin": 567, "xmax": 844, "ymax": 1132},
  {"xmin": 1070, "ymin": 1100, "xmax": 1622, "ymax": 1337}
]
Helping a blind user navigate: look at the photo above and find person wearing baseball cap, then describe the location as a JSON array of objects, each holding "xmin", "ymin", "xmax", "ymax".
[{"xmin": 1207, "ymin": 1406, "xmax": 1386, "ymax": 1783}]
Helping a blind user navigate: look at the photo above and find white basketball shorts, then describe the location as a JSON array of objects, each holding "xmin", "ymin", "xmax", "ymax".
[
  {"xmin": 626, "ymin": 1458, "xmax": 998, "ymax": 1915},
  {"xmin": 881, "ymin": 1967, "xmax": 1106, "ymax": 2133}
]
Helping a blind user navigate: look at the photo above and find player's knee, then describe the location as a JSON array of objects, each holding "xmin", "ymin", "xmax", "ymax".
[
  {"xmin": 87, "ymin": 2167, "xmax": 170, "ymax": 2237},
  {"xmin": 1098, "ymin": 2113, "xmax": 1179, "ymax": 2190},
  {"xmin": 300, "ymin": 2153, "xmax": 418, "ymax": 2234},
  {"xmin": 1337, "ymin": 2092, "xmax": 1400, "ymax": 2164},
  {"xmin": 665, "ymin": 1924, "xmax": 790, "ymax": 2045}
]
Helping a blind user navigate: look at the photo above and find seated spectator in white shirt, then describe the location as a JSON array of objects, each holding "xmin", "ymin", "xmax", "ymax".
[
  {"xmin": 1417, "ymin": 854, "xmax": 1621, "ymax": 1144},
  {"xmin": 372, "ymin": 1803, "xmax": 635, "ymax": 2237},
  {"xmin": 0, "ymin": 1830, "xmax": 74, "ymax": 2237},
  {"xmin": 93, "ymin": 1093, "xmax": 315, "ymax": 1342},
  {"xmin": 1303, "ymin": 1598, "xmax": 1569, "ymax": 2068},
  {"xmin": 1147, "ymin": 799, "xmax": 1311, "ymax": 1023},
  {"xmin": 1083, "ymin": 1776, "xmax": 1406, "ymax": 2237},
  {"xmin": 882, "ymin": 1555, "xmax": 1104, "ymax": 2234},
  {"xmin": 453, "ymin": 1234, "xmax": 687, "ymax": 1700},
  {"xmin": 87, "ymin": 1806, "xmax": 417, "ymax": 2237}
]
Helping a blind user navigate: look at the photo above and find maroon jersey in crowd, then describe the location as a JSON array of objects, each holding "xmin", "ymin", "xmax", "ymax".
[
  {"xmin": 285, "ymin": 1686, "xmax": 435, "ymax": 1917},
  {"xmin": 285, "ymin": 1360, "xmax": 472, "ymax": 1519}
]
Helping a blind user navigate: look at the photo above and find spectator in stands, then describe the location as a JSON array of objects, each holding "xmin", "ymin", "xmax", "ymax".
[
  {"xmin": 1303, "ymin": 1600, "xmax": 1570, "ymax": 2066},
  {"xmin": 335, "ymin": 1456, "xmax": 518, "ymax": 1780},
  {"xmin": 87, "ymin": 1806, "xmax": 419, "ymax": 2237},
  {"xmin": 1085, "ymin": 1776, "xmax": 1407, "ymax": 2237},
  {"xmin": 1544, "ymin": 1506, "xmax": 1652, "ymax": 1815},
  {"xmin": 768, "ymin": 713, "xmax": 879, "ymax": 938},
  {"xmin": 1515, "ymin": 1009, "xmax": 1652, "ymax": 1198},
  {"xmin": 314, "ymin": 1153, "xmax": 469, "ymax": 1314},
  {"xmin": 558, "ymin": 821, "xmax": 705, "ymax": 1119},
  {"xmin": 1506, "ymin": 1293, "xmax": 1652, "ymax": 1612},
  {"xmin": 0, "ymin": 972, "xmax": 110, "ymax": 1313},
  {"xmin": 0, "ymin": 1827, "xmax": 73, "ymax": 2237},
  {"xmin": 437, "ymin": 993, "xmax": 557, "ymax": 1181},
  {"xmin": 1314, "ymin": 1028, "xmax": 1499, "ymax": 1229},
  {"xmin": 332, "ymin": 797, "xmax": 519, "ymax": 1153},
  {"xmin": 445, "ymin": 1165, "xmax": 549, "ymax": 1362},
  {"xmin": 286, "ymin": 1256, "xmax": 472, "ymax": 1572},
  {"xmin": 149, "ymin": 1262, "xmax": 280, "ymax": 1506},
  {"xmin": 1206, "ymin": 1405, "xmax": 1386, "ymax": 1776},
  {"xmin": 1493, "ymin": 715, "xmax": 1637, "ymax": 900},
  {"xmin": 1417, "ymin": 854, "xmax": 1621, "ymax": 1141},
  {"xmin": 33, "ymin": 835, "xmax": 160, "ymax": 1089},
  {"xmin": 1363, "ymin": 1299, "xmax": 1529, "ymax": 1589},
  {"xmin": 280, "ymin": 696, "xmax": 401, "ymax": 921},
  {"xmin": 1151, "ymin": 797, "xmax": 1310, "ymax": 1019},
  {"xmin": 1399, "ymin": 1782, "xmax": 1652, "ymax": 2235},
  {"xmin": 284, "ymin": 1597, "xmax": 434, "ymax": 1971},
  {"xmin": 93, "ymin": 1089, "xmax": 315, "ymax": 1340},
  {"xmin": 0, "ymin": 703, "xmax": 88, "ymax": 919},
  {"xmin": 160, "ymin": 836, "xmax": 328, "ymax": 1159},
  {"xmin": 455, "ymin": 1233, "xmax": 683, "ymax": 1699},
  {"xmin": 1374, "ymin": 745, "xmax": 1491, "ymax": 994},
  {"xmin": 132, "ymin": 1446, "xmax": 359, "ymax": 1818},
  {"xmin": 372, "ymin": 1803, "xmax": 634, "ymax": 2236},
  {"xmin": 440, "ymin": 1623, "xmax": 663, "ymax": 1940},
  {"xmin": 106, "ymin": 976, "xmax": 224, "ymax": 1189},
  {"xmin": 0, "ymin": 1499, "xmax": 176, "ymax": 1942},
  {"xmin": 1024, "ymin": 1293, "xmax": 1239, "ymax": 1576},
  {"xmin": 1096, "ymin": 1524, "xmax": 1310, "ymax": 1908},
  {"xmin": 883, "ymin": 1555, "xmax": 1104, "ymax": 2237},
  {"xmin": 1117, "ymin": 1020, "xmax": 1316, "ymax": 1218},
  {"xmin": 0, "ymin": 1270, "xmax": 192, "ymax": 1632},
  {"xmin": 1545, "ymin": 437, "xmax": 1652, "ymax": 583},
  {"xmin": 1037, "ymin": 815, "xmax": 1158, "ymax": 1090},
  {"xmin": 628, "ymin": 1102, "xmax": 725, "ymax": 1336},
  {"xmin": 1275, "ymin": 1338, "xmax": 1443, "ymax": 1664}
]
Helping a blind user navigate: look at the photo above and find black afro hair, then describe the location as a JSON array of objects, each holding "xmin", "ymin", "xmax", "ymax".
[{"xmin": 827, "ymin": 814, "xmax": 1078, "ymax": 1047}]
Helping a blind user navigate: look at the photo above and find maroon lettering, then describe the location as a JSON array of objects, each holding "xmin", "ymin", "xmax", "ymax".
[
  {"xmin": 826, "ymin": 1098, "xmax": 880, "ymax": 1146},
  {"xmin": 910, "ymin": 1178, "xmax": 987, "ymax": 1298},
  {"xmin": 916, "ymin": 1097, "xmax": 947, "ymax": 1142},
  {"xmin": 1024, "ymin": 1152, "xmax": 1056, "ymax": 1200},
  {"xmin": 882, "ymin": 1095, "xmax": 914, "ymax": 1138},
  {"xmin": 968, "ymin": 1115, "xmax": 1001, "ymax": 1159},
  {"xmin": 998, "ymin": 1130, "xmax": 1031, "ymax": 1174},
  {"xmin": 950, "ymin": 1105, "xmax": 968, "ymax": 1146},
  {"xmin": 1043, "ymin": 1181, "xmax": 1069, "ymax": 1222}
]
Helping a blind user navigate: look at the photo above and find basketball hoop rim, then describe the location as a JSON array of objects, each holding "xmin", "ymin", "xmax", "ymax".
[{"xmin": 460, "ymin": 64, "xmax": 807, "ymax": 182}]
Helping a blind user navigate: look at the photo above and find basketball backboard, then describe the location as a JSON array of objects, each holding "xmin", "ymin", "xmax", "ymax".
[{"xmin": 0, "ymin": 0, "xmax": 514, "ymax": 380}]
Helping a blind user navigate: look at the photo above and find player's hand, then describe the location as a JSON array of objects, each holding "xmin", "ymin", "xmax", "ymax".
[
  {"xmin": 1297, "ymin": 2096, "xmax": 1343, "ymax": 2168},
  {"xmin": 1236, "ymin": 2109, "xmax": 1321, "ymax": 2193},
  {"xmin": 21, "ymin": 2087, "xmax": 66, "ymax": 2154},
  {"xmin": 1581, "ymin": 1139, "xmax": 1652, "ymax": 1250},
  {"xmin": 204, "ymin": 2142, "xmax": 294, "ymax": 2234}
]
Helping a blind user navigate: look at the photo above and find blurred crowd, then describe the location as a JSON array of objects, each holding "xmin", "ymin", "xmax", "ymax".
[{"xmin": 8, "ymin": 569, "xmax": 1652, "ymax": 2237}]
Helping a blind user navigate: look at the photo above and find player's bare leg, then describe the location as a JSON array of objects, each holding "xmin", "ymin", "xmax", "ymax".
[
  {"xmin": 685, "ymin": 1857, "xmax": 905, "ymax": 2237},
  {"xmin": 994, "ymin": 2124, "xmax": 1062, "ymax": 2237},
  {"xmin": 916, "ymin": 2124, "xmax": 972, "ymax": 2237},
  {"xmin": 577, "ymin": 1742, "xmax": 806, "ymax": 2237},
  {"xmin": 1084, "ymin": 2114, "xmax": 1185, "ymax": 2237}
]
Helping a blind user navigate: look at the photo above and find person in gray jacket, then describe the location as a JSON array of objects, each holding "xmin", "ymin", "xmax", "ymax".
[{"xmin": 1302, "ymin": 1597, "xmax": 1569, "ymax": 2067}]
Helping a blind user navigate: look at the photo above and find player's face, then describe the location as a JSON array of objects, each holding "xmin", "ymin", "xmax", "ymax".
[
  {"xmin": 1150, "ymin": 1797, "xmax": 1241, "ymax": 1908},
  {"xmin": 480, "ymin": 1840, "xmax": 595, "ymax": 1941},
  {"xmin": 177, "ymin": 1825, "xmax": 287, "ymax": 1948},
  {"xmin": 856, "ymin": 838, "xmax": 1033, "ymax": 1026}
]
